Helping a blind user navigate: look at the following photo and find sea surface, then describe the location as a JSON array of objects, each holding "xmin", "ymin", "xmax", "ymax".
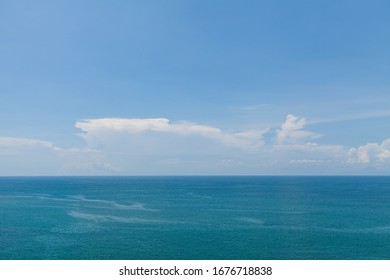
[{"xmin": 0, "ymin": 176, "xmax": 389, "ymax": 260}]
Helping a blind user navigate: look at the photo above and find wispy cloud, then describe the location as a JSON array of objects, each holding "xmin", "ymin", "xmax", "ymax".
[
  {"xmin": 0, "ymin": 136, "xmax": 58, "ymax": 150},
  {"xmin": 276, "ymin": 114, "xmax": 321, "ymax": 144},
  {"xmin": 308, "ymin": 110, "xmax": 390, "ymax": 125},
  {"xmin": 0, "ymin": 136, "xmax": 111, "ymax": 175}
]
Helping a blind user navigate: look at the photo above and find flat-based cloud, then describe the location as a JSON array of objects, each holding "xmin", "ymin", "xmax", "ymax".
[
  {"xmin": 1, "ymin": 114, "xmax": 390, "ymax": 175},
  {"xmin": 349, "ymin": 139, "xmax": 390, "ymax": 164},
  {"xmin": 75, "ymin": 118, "xmax": 267, "ymax": 150}
]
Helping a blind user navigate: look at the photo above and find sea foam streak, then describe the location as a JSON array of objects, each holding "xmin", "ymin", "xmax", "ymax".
[
  {"xmin": 236, "ymin": 217, "xmax": 264, "ymax": 225},
  {"xmin": 68, "ymin": 210, "xmax": 169, "ymax": 224},
  {"xmin": 1, "ymin": 176, "xmax": 389, "ymax": 260},
  {"xmin": 66, "ymin": 195, "xmax": 159, "ymax": 211}
]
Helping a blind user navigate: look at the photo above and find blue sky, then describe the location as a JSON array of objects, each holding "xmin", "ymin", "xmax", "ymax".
[{"xmin": 1, "ymin": 0, "xmax": 389, "ymax": 175}]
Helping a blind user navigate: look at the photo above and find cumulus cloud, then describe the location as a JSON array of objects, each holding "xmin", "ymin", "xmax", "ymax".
[
  {"xmin": 348, "ymin": 139, "xmax": 390, "ymax": 164},
  {"xmin": 70, "ymin": 117, "xmax": 390, "ymax": 173},
  {"xmin": 2, "ymin": 114, "xmax": 390, "ymax": 175},
  {"xmin": 276, "ymin": 114, "xmax": 321, "ymax": 144},
  {"xmin": 76, "ymin": 118, "xmax": 267, "ymax": 150}
]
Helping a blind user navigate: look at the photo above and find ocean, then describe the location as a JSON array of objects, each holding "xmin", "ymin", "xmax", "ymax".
[{"xmin": 0, "ymin": 176, "xmax": 389, "ymax": 260}]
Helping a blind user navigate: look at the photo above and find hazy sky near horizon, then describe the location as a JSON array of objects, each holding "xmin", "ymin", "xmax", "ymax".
[{"xmin": 1, "ymin": 0, "xmax": 390, "ymax": 175}]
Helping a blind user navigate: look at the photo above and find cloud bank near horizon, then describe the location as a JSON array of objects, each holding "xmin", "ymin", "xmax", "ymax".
[
  {"xmin": 75, "ymin": 118, "xmax": 267, "ymax": 150},
  {"xmin": 1, "ymin": 115, "xmax": 390, "ymax": 175}
]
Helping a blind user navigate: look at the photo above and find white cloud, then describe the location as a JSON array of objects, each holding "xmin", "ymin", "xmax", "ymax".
[
  {"xmin": 76, "ymin": 118, "xmax": 267, "ymax": 150},
  {"xmin": 72, "ymin": 115, "xmax": 390, "ymax": 174},
  {"xmin": 72, "ymin": 118, "xmax": 271, "ymax": 174},
  {"xmin": 348, "ymin": 139, "xmax": 390, "ymax": 164},
  {"xmin": 2, "ymin": 114, "xmax": 390, "ymax": 175},
  {"xmin": 276, "ymin": 114, "xmax": 321, "ymax": 144},
  {"xmin": 75, "ymin": 118, "xmax": 223, "ymax": 135},
  {"xmin": 0, "ymin": 136, "xmax": 111, "ymax": 175},
  {"xmin": 0, "ymin": 136, "xmax": 57, "ymax": 150}
]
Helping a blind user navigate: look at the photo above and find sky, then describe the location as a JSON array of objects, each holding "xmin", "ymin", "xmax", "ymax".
[{"xmin": 0, "ymin": 0, "xmax": 389, "ymax": 175}]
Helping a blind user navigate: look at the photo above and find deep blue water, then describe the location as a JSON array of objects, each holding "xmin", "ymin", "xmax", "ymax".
[{"xmin": 0, "ymin": 176, "xmax": 389, "ymax": 259}]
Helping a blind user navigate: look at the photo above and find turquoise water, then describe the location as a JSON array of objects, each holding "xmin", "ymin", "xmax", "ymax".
[{"xmin": 0, "ymin": 176, "xmax": 389, "ymax": 259}]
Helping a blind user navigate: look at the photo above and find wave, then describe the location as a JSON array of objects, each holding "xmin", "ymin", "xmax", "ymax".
[
  {"xmin": 0, "ymin": 194, "xmax": 77, "ymax": 202},
  {"xmin": 207, "ymin": 208, "xmax": 309, "ymax": 214},
  {"xmin": 236, "ymin": 217, "xmax": 264, "ymax": 225},
  {"xmin": 37, "ymin": 196, "xmax": 77, "ymax": 202},
  {"xmin": 66, "ymin": 195, "xmax": 159, "ymax": 211},
  {"xmin": 0, "ymin": 195, "xmax": 41, "ymax": 199},
  {"xmin": 68, "ymin": 210, "xmax": 169, "ymax": 224},
  {"xmin": 257, "ymin": 224, "xmax": 390, "ymax": 234},
  {"xmin": 319, "ymin": 226, "xmax": 390, "ymax": 234}
]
